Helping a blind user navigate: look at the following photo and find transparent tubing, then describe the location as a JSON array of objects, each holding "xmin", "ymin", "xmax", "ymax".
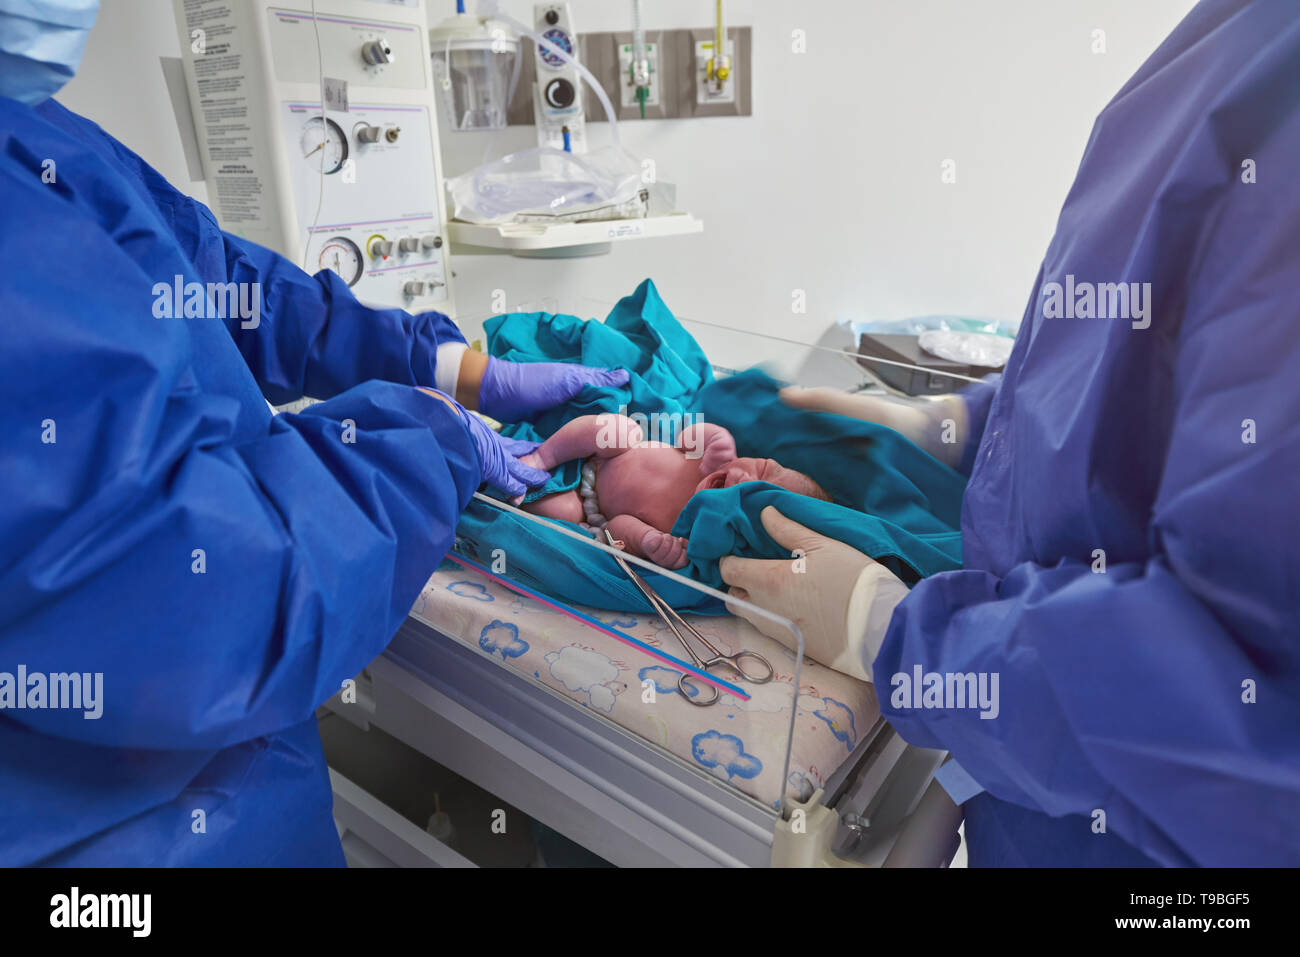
[
  {"xmin": 476, "ymin": 0, "xmax": 622, "ymax": 149},
  {"xmin": 632, "ymin": 0, "xmax": 647, "ymax": 72},
  {"xmin": 462, "ymin": 492, "xmax": 807, "ymax": 814}
]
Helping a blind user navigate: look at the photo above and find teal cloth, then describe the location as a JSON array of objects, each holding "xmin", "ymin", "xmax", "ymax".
[
  {"xmin": 456, "ymin": 279, "xmax": 965, "ymax": 614},
  {"xmin": 486, "ymin": 279, "xmax": 712, "ymax": 502}
]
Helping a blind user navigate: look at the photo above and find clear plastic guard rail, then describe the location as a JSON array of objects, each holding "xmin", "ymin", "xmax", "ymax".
[{"xmin": 445, "ymin": 492, "xmax": 806, "ymax": 815}]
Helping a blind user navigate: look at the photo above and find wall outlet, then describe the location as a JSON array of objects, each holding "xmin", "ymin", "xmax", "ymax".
[
  {"xmin": 695, "ymin": 36, "xmax": 736, "ymax": 105},
  {"xmin": 683, "ymin": 26, "xmax": 748, "ymax": 117},
  {"xmin": 618, "ymin": 40, "xmax": 662, "ymax": 109}
]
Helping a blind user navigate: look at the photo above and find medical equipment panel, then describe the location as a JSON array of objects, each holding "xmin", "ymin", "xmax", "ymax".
[
  {"xmin": 174, "ymin": 0, "xmax": 455, "ymax": 312},
  {"xmin": 531, "ymin": 3, "xmax": 586, "ymax": 152}
]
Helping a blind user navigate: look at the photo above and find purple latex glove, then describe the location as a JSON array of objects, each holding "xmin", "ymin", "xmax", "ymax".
[
  {"xmin": 478, "ymin": 357, "xmax": 630, "ymax": 422},
  {"xmin": 420, "ymin": 388, "xmax": 551, "ymax": 497},
  {"xmin": 495, "ymin": 435, "xmax": 542, "ymax": 459},
  {"xmin": 463, "ymin": 411, "xmax": 552, "ymax": 497}
]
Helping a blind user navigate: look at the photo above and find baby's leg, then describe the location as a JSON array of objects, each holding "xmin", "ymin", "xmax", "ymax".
[
  {"xmin": 519, "ymin": 414, "xmax": 644, "ymax": 471},
  {"xmin": 523, "ymin": 490, "xmax": 585, "ymax": 525},
  {"xmin": 606, "ymin": 514, "xmax": 689, "ymax": 570},
  {"xmin": 678, "ymin": 422, "xmax": 737, "ymax": 474}
]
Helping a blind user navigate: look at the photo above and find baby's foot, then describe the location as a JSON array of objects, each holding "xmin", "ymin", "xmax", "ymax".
[{"xmin": 641, "ymin": 530, "xmax": 690, "ymax": 569}]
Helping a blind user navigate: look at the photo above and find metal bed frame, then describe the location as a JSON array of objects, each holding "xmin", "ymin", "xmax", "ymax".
[{"xmin": 325, "ymin": 615, "xmax": 963, "ymax": 867}]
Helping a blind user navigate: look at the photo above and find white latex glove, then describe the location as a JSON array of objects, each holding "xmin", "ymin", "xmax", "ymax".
[
  {"xmin": 780, "ymin": 386, "xmax": 968, "ymax": 468},
  {"xmin": 718, "ymin": 507, "xmax": 909, "ymax": 683}
]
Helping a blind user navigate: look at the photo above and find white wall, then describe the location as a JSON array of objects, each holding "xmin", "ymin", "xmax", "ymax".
[{"xmin": 60, "ymin": 0, "xmax": 1196, "ymax": 348}]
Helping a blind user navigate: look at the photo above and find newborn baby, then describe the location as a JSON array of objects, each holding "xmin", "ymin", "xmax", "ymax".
[{"xmin": 519, "ymin": 413, "xmax": 829, "ymax": 568}]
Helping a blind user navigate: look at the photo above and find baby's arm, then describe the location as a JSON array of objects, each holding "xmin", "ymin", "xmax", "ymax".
[
  {"xmin": 606, "ymin": 514, "xmax": 689, "ymax": 570},
  {"xmin": 520, "ymin": 413, "xmax": 644, "ymax": 471},
  {"xmin": 678, "ymin": 422, "xmax": 737, "ymax": 474}
]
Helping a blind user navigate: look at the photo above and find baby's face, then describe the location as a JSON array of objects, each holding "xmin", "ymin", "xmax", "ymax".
[{"xmin": 697, "ymin": 457, "xmax": 831, "ymax": 501}]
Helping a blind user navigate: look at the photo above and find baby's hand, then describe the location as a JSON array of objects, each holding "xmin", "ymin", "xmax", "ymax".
[
  {"xmin": 641, "ymin": 529, "xmax": 690, "ymax": 569},
  {"xmin": 681, "ymin": 423, "xmax": 737, "ymax": 474},
  {"xmin": 700, "ymin": 439, "xmax": 736, "ymax": 474}
]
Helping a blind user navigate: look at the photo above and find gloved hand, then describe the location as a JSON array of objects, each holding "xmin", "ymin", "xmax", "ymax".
[
  {"xmin": 719, "ymin": 507, "xmax": 908, "ymax": 682},
  {"xmin": 494, "ymin": 434, "xmax": 542, "ymax": 460},
  {"xmin": 418, "ymin": 387, "xmax": 551, "ymax": 497},
  {"xmin": 780, "ymin": 386, "xmax": 968, "ymax": 468},
  {"xmin": 478, "ymin": 357, "xmax": 630, "ymax": 422}
]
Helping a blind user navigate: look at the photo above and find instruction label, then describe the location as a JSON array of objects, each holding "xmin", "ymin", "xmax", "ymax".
[
  {"xmin": 606, "ymin": 222, "xmax": 646, "ymax": 240},
  {"xmin": 180, "ymin": 0, "xmax": 265, "ymax": 225}
]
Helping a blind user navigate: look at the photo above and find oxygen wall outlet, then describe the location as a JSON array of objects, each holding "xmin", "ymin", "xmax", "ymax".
[{"xmin": 618, "ymin": 40, "xmax": 661, "ymax": 110}]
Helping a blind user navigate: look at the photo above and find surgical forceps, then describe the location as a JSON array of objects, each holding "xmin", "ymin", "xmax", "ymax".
[{"xmin": 603, "ymin": 529, "xmax": 774, "ymax": 706}]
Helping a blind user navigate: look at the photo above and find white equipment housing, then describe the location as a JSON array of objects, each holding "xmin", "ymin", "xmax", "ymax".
[
  {"xmin": 531, "ymin": 2, "xmax": 586, "ymax": 152},
  {"xmin": 173, "ymin": 0, "xmax": 455, "ymax": 314}
]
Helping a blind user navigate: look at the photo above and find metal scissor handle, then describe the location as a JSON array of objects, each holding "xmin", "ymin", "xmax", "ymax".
[
  {"xmin": 677, "ymin": 670, "xmax": 719, "ymax": 707},
  {"xmin": 677, "ymin": 650, "xmax": 773, "ymax": 708},
  {"xmin": 702, "ymin": 648, "xmax": 775, "ymax": 685},
  {"xmin": 601, "ymin": 530, "xmax": 776, "ymax": 706},
  {"xmin": 659, "ymin": 603, "xmax": 775, "ymax": 687}
]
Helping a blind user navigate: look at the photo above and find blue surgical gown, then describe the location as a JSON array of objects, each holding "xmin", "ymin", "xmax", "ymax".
[
  {"xmin": 0, "ymin": 98, "xmax": 480, "ymax": 865},
  {"xmin": 876, "ymin": 0, "xmax": 1300, "ymax": 867}
]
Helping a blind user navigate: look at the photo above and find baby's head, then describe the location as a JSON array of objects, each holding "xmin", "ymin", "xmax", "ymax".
[{"xmin": 700, "ymin": 457, "xmax": 832, "ymax": 502}]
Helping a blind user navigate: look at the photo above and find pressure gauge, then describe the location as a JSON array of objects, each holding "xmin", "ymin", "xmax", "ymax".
[
  {"xmin": 300, "ymin": 116, "xmax": 348, "ymax": 174},
  {"xmin": 538, "ymin": 28, "xmax": 572, "ymax": 68},
  {"xmin": 317, "ymin": 236, "xmax": 364, "ymax": 286}
]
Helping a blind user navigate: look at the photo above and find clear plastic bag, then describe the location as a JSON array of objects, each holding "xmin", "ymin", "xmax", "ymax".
[
  {"xmin": 447, "ymin": 146, "xmax": 647, "ymax": 225},
  {"xmin": 916, "ymin": 329, "xmax": 1014, "ymax": 368}
]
